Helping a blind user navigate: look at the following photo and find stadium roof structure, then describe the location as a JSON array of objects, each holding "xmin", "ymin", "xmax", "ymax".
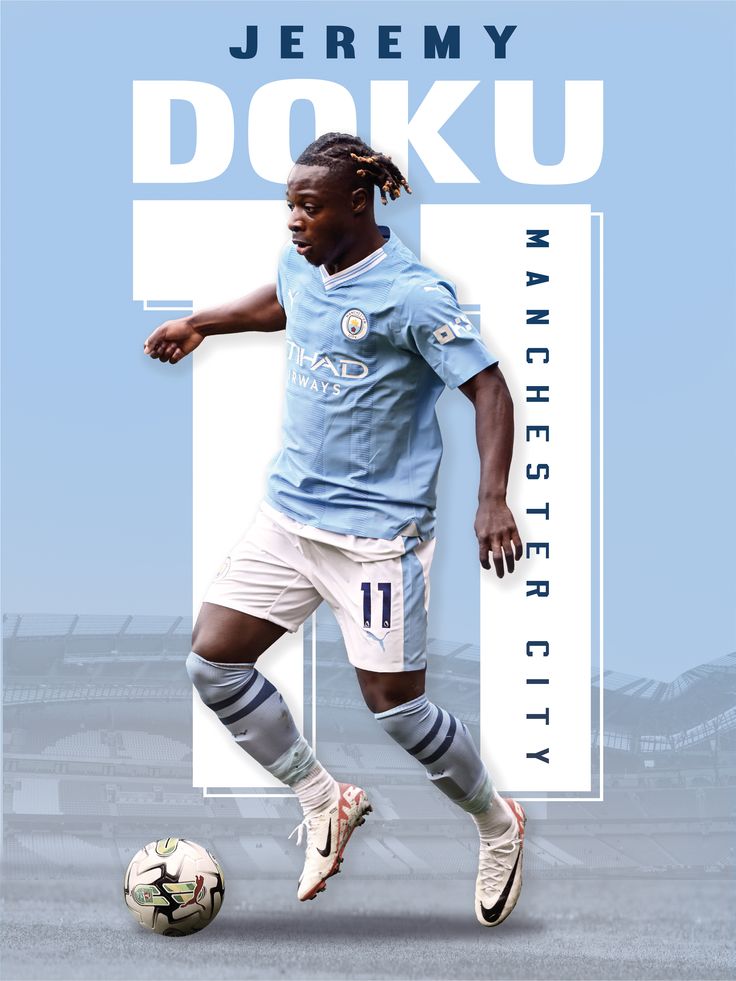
[
  {"xmin": 594, "ymin": 653, "xmax": 736, "ymax": 747},
  {"xmin": 594, "ymin": 653, "xmax": 736, "ymax": 703},
  {"xmin": 3, "ymin": 614, "xmax": 192, "ymax": 639}
]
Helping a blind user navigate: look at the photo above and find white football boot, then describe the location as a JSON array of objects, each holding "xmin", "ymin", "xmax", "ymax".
[
  {"xmin": 475, "ymin": 798, "xmax": 526, "ymax": 926},
  {"xmin": 289, "ymin": 783, "xmax": 372, "ymax": 901}
]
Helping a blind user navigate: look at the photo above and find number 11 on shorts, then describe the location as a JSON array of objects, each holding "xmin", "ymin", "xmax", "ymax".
[{"xmin": 361, "ymin": 582, "xmax": 392, "ymax": 629}]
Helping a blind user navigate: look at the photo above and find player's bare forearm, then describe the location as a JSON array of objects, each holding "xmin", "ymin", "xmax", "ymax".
[
  {"xmin": 189, "ymin": 285, "xmax": 286, "ymax": 336},
  {"xmin": 143, "ymin": 284, "xmax": 286, "ymax": 364},
  {"xmin": 460, "ymin": 365, "xmax": 523, "ymax": 577}
]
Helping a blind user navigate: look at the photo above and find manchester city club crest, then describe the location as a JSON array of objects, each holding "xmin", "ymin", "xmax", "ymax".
[{"xmin": 341, "ymin": 308, "xmax": 369, "ymax": 341}]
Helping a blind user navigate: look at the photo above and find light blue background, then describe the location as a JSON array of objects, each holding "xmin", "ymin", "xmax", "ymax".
[{"xmin": 2, "ymin": 1, "xmax": 734, "ymax": 680}]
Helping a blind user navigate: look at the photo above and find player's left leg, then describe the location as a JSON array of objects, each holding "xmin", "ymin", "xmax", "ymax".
[
  {"xmin": 357, "ymin": 667, "xmax": 526, "ymax": 927},
  {"xmin": 307, "ymin": 531, "xmax": 525, "ymax": 924}
]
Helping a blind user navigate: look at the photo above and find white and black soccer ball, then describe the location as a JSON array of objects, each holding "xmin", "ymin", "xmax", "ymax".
[{"xmin": 124, "ymin": 838, "xmax": 225, "ymax": 936}]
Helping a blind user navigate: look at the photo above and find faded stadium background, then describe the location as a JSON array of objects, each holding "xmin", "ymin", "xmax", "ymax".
[{"xmin": 2, "ymin": 612, "xmax": 734, "ymax": 980}]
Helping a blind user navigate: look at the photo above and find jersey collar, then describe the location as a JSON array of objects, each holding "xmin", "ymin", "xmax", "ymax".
[{"xmin": 319, "ymin": 227, "xmax": 392, "ymax": 291}]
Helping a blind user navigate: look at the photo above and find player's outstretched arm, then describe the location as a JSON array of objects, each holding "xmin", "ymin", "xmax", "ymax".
[
  {"xmin": 460, "ymin": 364, "xmax": 523, "ymax": 578},
  {"xmin": 143, "ymin": 284, "xmax": 286, "ymax": 364}
]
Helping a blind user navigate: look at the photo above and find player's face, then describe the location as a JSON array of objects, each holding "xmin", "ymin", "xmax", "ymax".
[{"xmin": 286, "ymin": 165, "xmax": 363, "ymax": 271}]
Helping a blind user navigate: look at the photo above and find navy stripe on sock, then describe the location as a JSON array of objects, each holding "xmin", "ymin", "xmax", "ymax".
[
  {"xmin": 407, "ymin": 707, "xmax": 444, "ymax": 757},
  {"xmin": 221, "ymin": 680, "xmax": 277, "ymax": 726},
  {"xmin": 207, "ymin": 669, "xmax": 258, "ymax": 712},
  {"xmin": 420, "ymin": 714, "xmax": 457, "ymax": 765}
]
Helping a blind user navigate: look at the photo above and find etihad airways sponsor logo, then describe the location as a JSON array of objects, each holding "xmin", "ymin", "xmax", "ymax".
[
  {"xmin": 286, "ymin": 339, "xmax": 370, "ymax": 397},
  {"xmin": 286, "ymin": 339, "xmax": 369, "ymax": 392}
]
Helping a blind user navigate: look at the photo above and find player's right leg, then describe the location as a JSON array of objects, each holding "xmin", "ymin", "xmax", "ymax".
[{"xmin": 186, "ymin": 509, "xmax": 370, "ymax": 900}]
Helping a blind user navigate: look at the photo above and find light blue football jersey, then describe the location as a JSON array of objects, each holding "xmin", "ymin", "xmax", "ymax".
[{"xmin": 265, "ymin": 227, "xmax": 497, "ymax": 540}]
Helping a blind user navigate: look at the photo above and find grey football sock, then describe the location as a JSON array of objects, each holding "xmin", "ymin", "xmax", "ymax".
[
  {"xmin": 186, "ymin": 651, "xmax": 316, "ymax": 784},
  {"xmin": 375, "ymin": 694, "xmax": 493, "ymax": 812}
]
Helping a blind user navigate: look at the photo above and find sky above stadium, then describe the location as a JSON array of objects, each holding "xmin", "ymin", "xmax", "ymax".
[{"xmin": 2, "ymin": 2, "xmax": 734, "ymax": 683}]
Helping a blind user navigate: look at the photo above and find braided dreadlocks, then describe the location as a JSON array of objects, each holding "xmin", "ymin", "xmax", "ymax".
[{"xmin": 295, "ymin": 133, "xmax": 412, "ymax": 205}]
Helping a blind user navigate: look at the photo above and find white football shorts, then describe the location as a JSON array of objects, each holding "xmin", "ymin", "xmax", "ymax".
[{"xmin": 202, "ymin": 502, "xmax": 435, "ymax": 673}]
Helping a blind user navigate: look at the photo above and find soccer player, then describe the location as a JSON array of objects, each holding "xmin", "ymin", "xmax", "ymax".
[{"xmin": 144, "ymin": 134, "xmax": 526, "ymax": 926}]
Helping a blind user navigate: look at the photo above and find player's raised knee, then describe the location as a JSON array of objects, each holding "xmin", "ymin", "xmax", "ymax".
[{"xmin": 190, "ymin": 623, "xmax": 232, "ymax": 663}]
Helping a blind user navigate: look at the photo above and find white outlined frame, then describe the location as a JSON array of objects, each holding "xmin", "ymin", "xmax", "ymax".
[
  {"xmin": 514, "ymin": 210, "xmax": 604, "ymax": 803},
  {"xmin": 133, "ymin": 200, "xmax": 604, "ymax": 801},
  {"xmin": 420, "ymin": 204, "xmax": 604, "ymax": 802}
]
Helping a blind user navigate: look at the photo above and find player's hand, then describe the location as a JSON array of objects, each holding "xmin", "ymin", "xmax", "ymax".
[
  {"xmin": 143, "ymin": 317, "xmax": 205, "ymax": 364},
  {"xmin": 475, "ymin": 500, "xmax": 523, "ymax": 577}
]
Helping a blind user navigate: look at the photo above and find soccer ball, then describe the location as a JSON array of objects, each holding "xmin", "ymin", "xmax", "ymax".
[{"xmin": 124, "ymin": 837, "xmax": 225, "ymax": 936}]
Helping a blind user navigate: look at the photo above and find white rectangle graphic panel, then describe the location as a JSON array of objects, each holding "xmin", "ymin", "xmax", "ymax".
[
  {"xmin": 421, "ymin": 205, "xmax": 593, "ymax": 793},
  {"xmin": 133, "ymin": 200, "xmax": 300, "ymax": 789}
]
